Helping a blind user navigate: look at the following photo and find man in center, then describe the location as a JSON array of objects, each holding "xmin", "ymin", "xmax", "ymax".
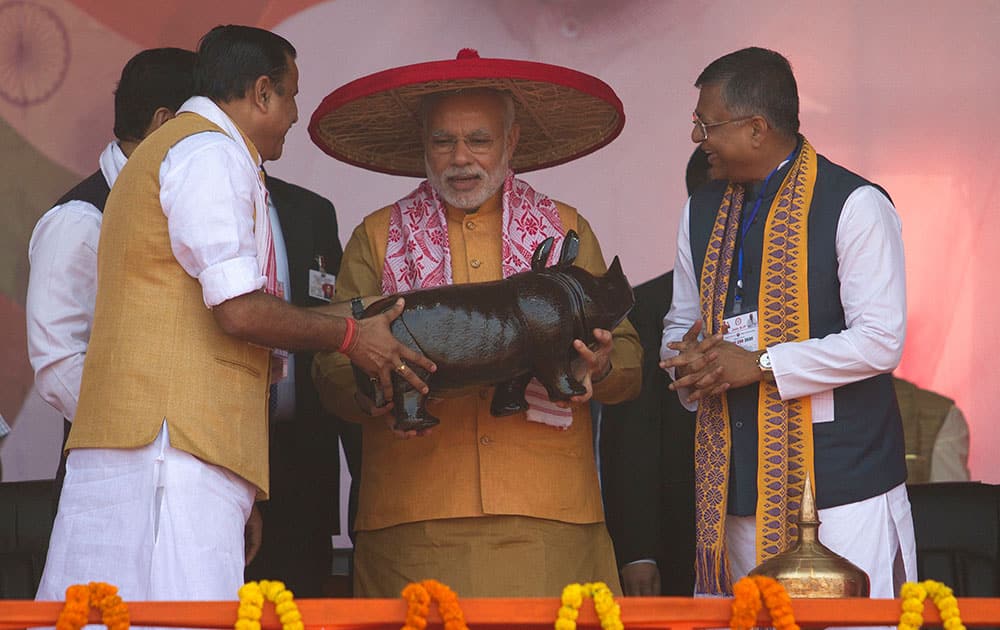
[{"xmin": 310, "ymin": 51, "xmax": 641, "ymax": 597}]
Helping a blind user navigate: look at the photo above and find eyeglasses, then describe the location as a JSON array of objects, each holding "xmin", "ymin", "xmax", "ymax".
[
  {"xmin": 692, "ymin": 112, "xmax": 753, "ymax": 142},
  {"xmin": 428, "ymin": 132, "xmax": 497, "ymax": 155}
]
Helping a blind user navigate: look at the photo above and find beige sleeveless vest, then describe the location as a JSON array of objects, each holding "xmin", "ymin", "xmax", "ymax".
[
  {"xmin": 70, "ymin": 112, "xmax": 272, "ymax": 496},
  {"xmin": 894, "ymin": 377, "xmax": 953, "ymax": 484}
]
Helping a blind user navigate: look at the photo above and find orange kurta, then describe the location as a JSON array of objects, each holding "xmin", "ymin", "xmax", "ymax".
[{"xmin": 312, "ymin": 193, "xmax": 640, "ymax": 531}]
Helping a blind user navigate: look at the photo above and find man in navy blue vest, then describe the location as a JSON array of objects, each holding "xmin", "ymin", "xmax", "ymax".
[
  {"xmin": 660, "ymin": 47, "xmax": 915, "ymax": 598},
  {"xmin": 26, "ymin": 48, "xmax": 198, "ymax": 495}
]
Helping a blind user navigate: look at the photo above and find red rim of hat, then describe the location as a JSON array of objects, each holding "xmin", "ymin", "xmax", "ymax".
[{"xmin": 308, "ymin": 49, "xmax": 625, "ymax": 177}]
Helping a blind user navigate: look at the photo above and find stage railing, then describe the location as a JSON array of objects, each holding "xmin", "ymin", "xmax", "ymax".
[{"xmin": 2, "ymin": 597, "xmax": 1000, "ymax": 630}]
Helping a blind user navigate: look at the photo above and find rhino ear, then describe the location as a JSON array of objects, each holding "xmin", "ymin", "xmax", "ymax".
[
  {"xmin": 607, "ymin": 255, "xmax": 623, "ymax": 278},
  {"xmin": 558, "ymin": 230, "xmax": 580, "ymax": 266},
  {"xmin": 531, "ymin": 237, "xmax": 555, "ymax": 271}
]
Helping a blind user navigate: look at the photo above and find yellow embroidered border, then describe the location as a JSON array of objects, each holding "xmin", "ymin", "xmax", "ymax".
[
  {"xmin": 693, "ymin": 139, "xmax": 820, "ymax": 594},
  {"xmin": 694, "ymin": 182, "xmax": 745, "ymax": 594},
  {"xmin": 754, "ymin": 139, "xmax": 817, "ymax": 564}
]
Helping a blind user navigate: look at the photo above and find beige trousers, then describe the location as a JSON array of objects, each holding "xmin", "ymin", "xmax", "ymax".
[{"xmin": 354, "ymin": 515, "xmax": 621, "ymax": 597}]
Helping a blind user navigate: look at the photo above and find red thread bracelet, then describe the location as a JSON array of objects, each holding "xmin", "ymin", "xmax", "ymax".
[{"xmin": 338, "ymin": 317, "xmax": 357, "ymax": 354}]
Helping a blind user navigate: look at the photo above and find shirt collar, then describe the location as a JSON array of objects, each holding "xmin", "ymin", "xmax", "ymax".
[
  {"xmin": 177, "ymin": 96, "xmax": 261, "ymax": 168},
  {"xmin": 99, "ymin": 140, "xmax": 128, "ymax": 188}
]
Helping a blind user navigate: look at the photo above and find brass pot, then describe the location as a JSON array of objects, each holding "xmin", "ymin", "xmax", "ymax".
[{"xmin": 748, "ymin": 474, "xmax": 870, "ymax": 598}]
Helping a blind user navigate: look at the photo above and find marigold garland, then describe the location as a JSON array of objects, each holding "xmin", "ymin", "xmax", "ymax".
[
  {"xmin": 236, "ymin": 580, "xmax": 304, "ymax": 630},
  {"xmin": 56, "ymin": 582, "xmax": 130, "ymax": 630},
  {"xmin": 555, "ymin": 582, "xmax": 624, "ymax": 630},
  {"xmin": 898, "ymin": 580, "xmax": 966, "ymax": 630},
  {"xmin": 401, "ymin": 579, "xmax": 469, "ymax": 630},
  {"xmin": 730, "ymin": 576, "xmax": 799, "ymax": 630}
]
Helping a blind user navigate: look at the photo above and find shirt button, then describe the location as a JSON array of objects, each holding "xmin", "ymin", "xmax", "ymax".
[
  {"xmin": 466, "ymin": 221, "xmax": 476, "ymax": 230},
  {"xmin": 480, "ymin": 435, "xmax": 492, "ymax": 445},
  {"xmin": 735, "ymin": 421, "xmax": 744, "ymax": 429},
  {"xmin": 470, "ymin": 258, "xmax": 482, "ymax": 268}
]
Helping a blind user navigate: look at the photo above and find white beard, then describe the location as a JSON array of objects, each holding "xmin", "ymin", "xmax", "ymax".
[{"xmin": 426, "ymin": 155, "xmax": 508, "ymax": 211}]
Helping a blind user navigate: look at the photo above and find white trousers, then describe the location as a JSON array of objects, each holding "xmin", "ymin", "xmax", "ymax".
[
  {"xmin": 725, "ymin": 482, "xmax": 918, "ymax": 597},
  {"xmin": 36, "ymin": 422, "xmax": 255, "ymax": 611}
]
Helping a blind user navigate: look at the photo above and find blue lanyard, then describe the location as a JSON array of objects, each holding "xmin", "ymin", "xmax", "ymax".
[{"xmin": 734, "ymin": 148, "xmax": 798, "ymax": 310}]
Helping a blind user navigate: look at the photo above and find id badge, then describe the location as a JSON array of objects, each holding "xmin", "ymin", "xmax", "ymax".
[
  {"xmin": 722, "ymin": 310, "xmax": 759, "ymax": 351},
  {"xmin": 309, "ymin": 269, "xmax": 336, "ymax": 302}
]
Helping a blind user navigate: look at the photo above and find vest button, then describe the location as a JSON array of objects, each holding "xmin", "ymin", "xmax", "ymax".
[
  {"xmin": 470, "ymin": 258, "xmax": 482, "ymax": 268},
  {"xmin": 480, "ymin": 435, "xmax": 492, "ymax": 445},
  {"xmin": 466, "ymin": 220, "xmax": 476, "ymax": 230},
  {"xmin": 735, "ymin": 420, "xmax": 744, "ymax": 429}
]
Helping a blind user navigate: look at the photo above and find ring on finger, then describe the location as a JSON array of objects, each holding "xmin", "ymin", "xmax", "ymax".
[{"xmin": 395, "ymin": 363, "xmax": 408, "ymax": 374}]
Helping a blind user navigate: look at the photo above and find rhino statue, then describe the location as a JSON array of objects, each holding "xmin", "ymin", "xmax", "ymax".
[{"xmin": 353, "ymin": 230, "xmax": 634, "ymax": 431}]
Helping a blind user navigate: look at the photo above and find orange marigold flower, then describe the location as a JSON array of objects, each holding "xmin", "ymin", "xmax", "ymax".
[
  {"xmin": 401, "ymin": 580, "xmax": 468, "ymax": 630},
  {"xmin": 56, "ymin": 582, "xmax": 131, "ymax": 630}
]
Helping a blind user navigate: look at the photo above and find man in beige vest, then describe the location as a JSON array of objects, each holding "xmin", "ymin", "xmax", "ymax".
[
  {"xmin": 310, "ymin": 51, "xmax": 641, "ymax": 597},
  {"xmin": 36, "ymin": 25, "xmax": 433, "ymax": 607},
  {"xmin": 894, "ymin": 377, "xmax": 971, "ymax": 483}
]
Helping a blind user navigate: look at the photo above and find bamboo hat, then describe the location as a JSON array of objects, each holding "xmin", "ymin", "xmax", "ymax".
[{"xmin": 308, "ymin": 49, "xmax": 625, "ymax": 177}]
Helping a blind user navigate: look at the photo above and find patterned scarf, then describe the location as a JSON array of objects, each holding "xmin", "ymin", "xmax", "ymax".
[
  {"xmin": 694, "ymin": 138, "xmax": 818, "ymax": 595},
  {"xmin": 382, "ymin": 170, "xmax": 574, "ymax": 427}
]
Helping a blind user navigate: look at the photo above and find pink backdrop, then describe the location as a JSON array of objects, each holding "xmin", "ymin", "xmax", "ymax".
[{"xmin": 3, "ymin": 0, "xmax": 998, "ymax": 486}]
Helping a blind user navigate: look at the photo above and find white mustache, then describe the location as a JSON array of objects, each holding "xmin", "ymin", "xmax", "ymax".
[{"xmin": 444, "ymin": 166, "xmax": 486, "ymax": 179}]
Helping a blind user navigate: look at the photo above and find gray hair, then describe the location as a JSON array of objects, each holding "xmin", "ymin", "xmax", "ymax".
[
  {"xmin": 419, "ymin": 88, "xmax": 516, "ymax": 133},
  {"xmin": 695, "ymin": 47, "xmax": 800, "ymax": 137}
]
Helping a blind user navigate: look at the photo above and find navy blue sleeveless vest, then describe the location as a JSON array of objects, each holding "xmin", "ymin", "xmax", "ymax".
[
  {"xmin": 688, "ymin": 147, "xmax": 906, "ymax": 513},
  {"xmin": 54, "ymin": 169, "xmax": 110, "ymax": 212}
]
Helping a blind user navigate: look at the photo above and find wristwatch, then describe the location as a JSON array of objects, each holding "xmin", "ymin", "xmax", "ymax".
[{"xmin": 757, "ymin": 350, "xmax": 773, "ymax": 373}]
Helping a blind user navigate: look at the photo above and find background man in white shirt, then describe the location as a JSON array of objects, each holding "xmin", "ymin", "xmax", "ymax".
[
  {"xmin": 26, "ymin": 46, "xmax": 198, "ymax": 495},
  {"xmin": 661, "ymin": 47, "xmax": 915, "ymax": 598}
]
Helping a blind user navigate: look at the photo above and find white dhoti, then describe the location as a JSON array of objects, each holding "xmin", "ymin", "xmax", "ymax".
[
  {"xmin": 36, "ymin": 422, "xmax": 255, "ymax": 625},
  {"xmin": 725, "ymin": 482, "xmax": 917, "ymax": 597}
]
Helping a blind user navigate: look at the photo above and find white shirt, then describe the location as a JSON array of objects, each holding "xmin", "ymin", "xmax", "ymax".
[
  {"xmin": 267, "ymin": 193, "xmax": 297, "ymax": 422},
  {"xmin": 26, "ymin": 141, "xmax": 126, "ymax": 421},
  {"xmin": 661, "ymin": 185, "xmax": 906, "ymax": 420},
  {"xmin": 27, "ymin": 98, "xmax": 270, "ymax": 422},
  {"xmin": 162, "ymin": 96, "xmax": 267, "ymax": 307}
]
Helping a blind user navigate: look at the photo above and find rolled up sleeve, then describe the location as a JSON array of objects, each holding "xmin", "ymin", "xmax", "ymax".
[{"xmin": 160, "ymin": 133, "xmax": 266, "ymax": 307}]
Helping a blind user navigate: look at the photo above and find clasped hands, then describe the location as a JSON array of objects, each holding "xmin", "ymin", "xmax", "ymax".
[{"xmin": 658, "ymin": 320, "xmax": 768, "ymax": 403}]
